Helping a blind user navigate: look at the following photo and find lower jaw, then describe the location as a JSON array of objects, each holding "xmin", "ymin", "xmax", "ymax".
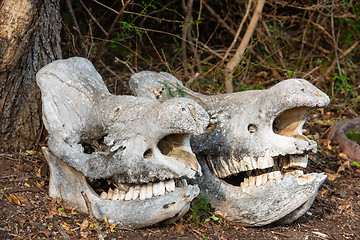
[
  {"xmin": 197, "ymin": 159, "xmax": 326, "ymax": 226},
  {"xmin": 43, "ymin": 148, "xmax": 200, "ymax": 229}
]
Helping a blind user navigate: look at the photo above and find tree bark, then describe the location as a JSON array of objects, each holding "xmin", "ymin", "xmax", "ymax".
[{"xmin": 0, "ymin": 0, "xmax": 62, "ymax": 151}]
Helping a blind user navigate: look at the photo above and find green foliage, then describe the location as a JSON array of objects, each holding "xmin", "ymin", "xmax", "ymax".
[
  {"xmin": 351, "ymin": 161, "xmax": 360, "ymax": 167},
  {"xmin": 160, "ymin": 82, "xmax": 186, "ymax": 98},
  {"xmin": 204, "ymin": 214, "xmax": 222, "ymax": 224},
  {"xmin": 187, "ymin": 196, "xmax": 211, "ymax": 223},
  {"xmin": 346, "ymin": 130, "xmax": 360, "ymax": 144},
  {"xmin": 332, "ymin": 74, "xmax": 357, "ymax": 100}
]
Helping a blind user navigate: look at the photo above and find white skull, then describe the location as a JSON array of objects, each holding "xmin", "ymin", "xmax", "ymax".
[
  {"xmin": 129, "ymin": 71, "xmax": 330, "ymax": 226},
  {"xmin": 36, "ymin": 58, "xmax": 209, "ymax": 228}
]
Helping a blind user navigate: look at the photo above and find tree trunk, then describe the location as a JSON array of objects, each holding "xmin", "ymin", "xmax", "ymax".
[{"xmin": 0, "ymin": 0, "xmax": 62, "ymax": 152}]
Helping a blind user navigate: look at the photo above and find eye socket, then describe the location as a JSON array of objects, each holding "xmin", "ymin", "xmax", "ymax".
[{"xmin": 248, "ymin": 124, "xmax": 257, "ymax": 134}]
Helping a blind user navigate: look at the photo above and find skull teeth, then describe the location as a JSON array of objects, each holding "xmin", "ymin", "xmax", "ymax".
[
  {"xmin": 210, "ymin": 153, "xmax": 308, "ymax": 179},
  {"xmin": 99, "ymin": 179, "xmax": 187, "ymax": 201},
  {"xmin": 240, "ymin": 170, "xmax": 304, "ymax": 190}
]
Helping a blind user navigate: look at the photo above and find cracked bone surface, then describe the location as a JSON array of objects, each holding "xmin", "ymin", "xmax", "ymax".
[
  {"xmin": 36, "ymin": 57, "xmax": 209, "ymax": 228},
  {"xmin": 129, "ymin": 71, "xmax": 330, "ymax": 226}
]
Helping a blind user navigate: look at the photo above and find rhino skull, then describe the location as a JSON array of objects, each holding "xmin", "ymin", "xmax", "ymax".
[
  {"xmin": 36, "ymin": 58, "xmax": 209, "ymax": 228},
  {"xmin": 129, "ymin": 71, "xmax": 330, "ymax": 226}
]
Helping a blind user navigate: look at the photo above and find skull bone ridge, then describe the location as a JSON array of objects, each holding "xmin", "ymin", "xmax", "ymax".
[
  {"xmin": 129, "ymin": 71, "xmax": 330, "ymax": 226},
  {"xmin": 36, "ymin": 57, "xmax": 209, "ymax": 228}
]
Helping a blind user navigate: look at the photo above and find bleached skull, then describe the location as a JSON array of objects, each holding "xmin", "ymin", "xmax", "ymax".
[
  {"xmin": 129, "ymin": 71, "xmax": 330, "ymax": 226},
  {"xmin": 36, "ymin": 58, "xmax": 209, "ymax": 228}
]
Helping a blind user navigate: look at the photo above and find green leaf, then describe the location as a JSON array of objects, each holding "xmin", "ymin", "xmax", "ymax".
[{"xmin": 351, "ymin": 161, "xmax": 360, "ymax": 167}]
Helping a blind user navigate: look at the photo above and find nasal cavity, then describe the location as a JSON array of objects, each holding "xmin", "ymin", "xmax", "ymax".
[
  {"xmin": 157, "ymin": 134, "xmax": 187, "ymax": 156},
  {"xmin": 273, "ymin": 107, "xmax": 311, "ymax": 137},
  {"xmin": 157, "ymin": 134, "xmax": 198, "ymax": 171}
]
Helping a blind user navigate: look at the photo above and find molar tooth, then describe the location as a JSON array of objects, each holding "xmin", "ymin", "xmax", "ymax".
[
  {"xmin": 252, "ymin": 158, "xmax": 258, "ymax": 169},
  {"xmin": 257, "ymin": 150, "xmax": 274, "ymax": 169},
  {"xmin": 118, "ymin": 191, "xmax": 125, "ymax": 200},
  {"xmin": 239, "ymin": 160, "xmax": 247, "ymax": 172},
  {"xmin": 100, "ymin": 192, "xmax": 107, "ymax": 199},
  {"xmin": 158, "ymin": 181, "xmax": 166, "ymax": 196},
  {"xmin": 262, "ymin": 173, "xmax": 268, "ymax": 185},
  {"xmin": 289, "ymin": 155, "xmax": 308, "ymax": 168},
  {"xmin": 139, "ymin": 184, "xmax": 147, "ymax": 200},
  {"xmin": 249, "ymin": 176, "xmax": 256, "ymax": 186},
  {"xmin": 146, "ymin": 183, "xmax": 153, "ymax": 199},
  {"xmin": 132, "ymin": 185, "xmax": 140, "ymax": 200},
  {"xmin": 255, "ymin": 175, "xmax": 262, "ymax": 187},
  {"xmin": 116, "ymin": 183, "xmax": 129, "ymax": 192},
  {"xmin": 242, "ymin": 156, "xmax": 254, "ymax": 171},
  {"xmin": 228, "ymin": 159, "xmax": 237, "ymax": 174},
  {"xmin": 112, "ymin": 188, "xmax": 120, "ymax": 200},
  {"xmin": 274, "ymin": 171, "xmax": 282, "ymax": 181},
  {"xmin": 153, "ymin": 182, "xmax": 161, "ymax": 196},
  {"xmin": 241, "ymin": 178, "xmax": 249, "ymax": 191},
  {"xmin": 268, "ymin": 172, "xmax": 274, "ymax": 181},
  {"xmin": 219, "ymin": 159, "xmax": 231, "ymax": 178},
  {"xmin": 125, "ymin": 186, "xmax": 134, "ymax": 201},
  {"xmin": 107, "ymin": 188, "xmax": 114, "ymax": 199},
  {"xmin": 165, "ymin": 179, "xmax": 175, "ymax": 192}
]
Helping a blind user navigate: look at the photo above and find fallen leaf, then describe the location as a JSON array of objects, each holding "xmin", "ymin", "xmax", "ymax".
[
  {"xmin": 325, "ymin": 173, "xmax": 338, "ymax": 181},
  {"xmin": 24, "ymin": 182, "xmax": 31, "ymax": 188},
  {"xmin": 35, "ymin": 181, "xmax": 44, "ymax": 188},
  {"xmin": 338, "ymin": 153, "xmax": 348, "ymax": 159},
  {"xmin": 25, "ymin": 150, "xmax": 37, "ymax": 155},
  {"xmin": 8, "ymin": 194, "xmax": 21, "ymax": 206},
  {"xmin": 80, "ymin": 230, "xmax": 89, "ymax": 238},
  {"xmin": 16, "ymin": 195, "xmax": 31, "ymax": 207},
  {"xmin": 110, "ymin": 223, "xmax": 116, "ymax": 232},
  {"xmin": 80, "ymin": 219, "xmax": 89, "ymax": 231}
]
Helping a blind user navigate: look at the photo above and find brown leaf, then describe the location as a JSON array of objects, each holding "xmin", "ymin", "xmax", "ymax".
[
  {"xmin": 16, "ymin": 195, "xmax": 31, "ymax": 207},
  {"xmin": 338, "ymin": 153, "xmax": 348, "ymax": 159},
  {"xmin": 325, "ymin": 173, "xmax": 338, "ymax": 181},
  {"xmin": 8, "ymin": 194, "xmax": 21, "ymax": 206},
  {"xmin": 80, "ymin": 219, "xmax": 89, "ymax": 231}
]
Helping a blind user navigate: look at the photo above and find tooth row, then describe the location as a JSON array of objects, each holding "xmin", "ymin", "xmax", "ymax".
[
  {"xmin": 240, "ymin": 170, "xmax": 304, "ymax": 190},
  {"xmin": 100, "ymin": 179, "xmax": 180, "ymax": 201},
  {"xmin": 209, "ymin": 150, "xmax": 274, "ymax": 178},
  {"xmin": 282, "ymin": 155, "xmax": 308, "ymax": 169}
]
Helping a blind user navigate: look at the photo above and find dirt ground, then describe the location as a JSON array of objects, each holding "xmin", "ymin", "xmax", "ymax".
[{"xmin": 0, "ymin": 105, "xmax": 359, "ymax": 240}]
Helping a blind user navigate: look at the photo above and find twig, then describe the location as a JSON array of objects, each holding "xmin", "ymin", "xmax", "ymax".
[
  {"xmin": 79, "ymin": 0, "xmax": 107, "ymax": 35},
  {"xmin": 324, "ymin": 41, "xmax": 359, "ymax": 78},
  {"xmin": 99, "ymin": 60, "xmax": 128, "ymax": 94},
  {"xmin": 224, "ymin": 0, "xmax": 266, "ymax": 93},
  {"xmin": 181, "ymin": 0, "xmax": 194, "ymax": 78},
  {"xmin": 65, "ymin": 0, "xmax": 87, "ymax": 54},
  {"xmin": 321, "ymin": 101, "xmax": 355, "ymax": 139},
  {"xmin": 193, "ymin": 0, "xmax": 203, "ymax": 73},
  {"xmin": 222, "ymin": 0, "xmax": 253, "ymax": 62},
  {"xmin": 95, "ymin": 1, "xmax": 131, "ymax": 64},
  {"xmin": 144, "ymin": 31, "xmax": 171, "ymax": 73},
  {"xmin": 331, "ymin": 0, "xmax": 341, "ymax": 76},
  {"xmin": 81, "ymin": 191, "xmax": 106, "ymax": 240},
  {"xmin": 114, "ymin": 57, "xmax": 135, "ymax": 74},
  {"xmin": 56, "ymin": 223, "xmax": 70, "ymax": 240},
  {"xmin": 203, "ymin": 1, "xmax": 236, "ymax": 36},
  {"xmin": 302, "ymin": 65, "xmax": 321, "ymax": 79}
]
